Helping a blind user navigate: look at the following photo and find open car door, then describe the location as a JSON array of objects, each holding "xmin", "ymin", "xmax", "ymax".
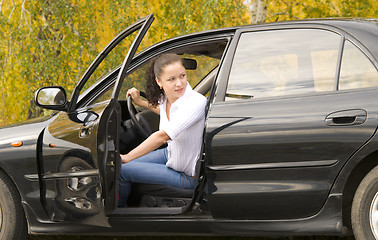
[{"xmin": 38, "ymin": 14, "xmax": 154, "ymax": 227}]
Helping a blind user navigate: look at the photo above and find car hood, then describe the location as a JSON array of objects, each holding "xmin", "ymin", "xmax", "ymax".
[{"xmin": 0, "ymin": 115, "xmax": 56, "ymax": 146}]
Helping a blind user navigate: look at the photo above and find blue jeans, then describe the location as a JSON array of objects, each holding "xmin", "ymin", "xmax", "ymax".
[{"xmin": 118, "ymin": 148, "xmax": 196, "ymax": 207}]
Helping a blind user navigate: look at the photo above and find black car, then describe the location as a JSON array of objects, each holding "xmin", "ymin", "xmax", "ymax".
[{"xmin": 0, "ymin": 14, "xmax": 377, "ymax": 240}]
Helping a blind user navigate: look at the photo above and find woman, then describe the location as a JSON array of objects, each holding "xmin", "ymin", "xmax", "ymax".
[{"xmin": 118, "ymin": 53, "xmax": 207, "ymax": 207}]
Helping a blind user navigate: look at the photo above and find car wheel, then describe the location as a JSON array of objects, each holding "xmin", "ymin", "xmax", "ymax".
[
  {"xmin": 56, "ymin": 156, "xmax": 101, "ymax": 217},
  {"xmin": 0, "ymin": 171, "xmax": 27, "ymax": 240},
  {"xmin": 352, "ymin": 165, "xmax": 378, "ymax": 240}
]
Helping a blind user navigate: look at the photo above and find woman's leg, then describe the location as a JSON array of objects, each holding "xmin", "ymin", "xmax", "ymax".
[
  {"xmin": 118, "ymin": 148, "xmax": 167, "ymax": 207},
  {"xmin": 118, "ymin": 148, "xmax": 195, "ymax": 207},
  {"xmin": 123, "ymin": 161, "xmax": 195, "ymax": 188}
]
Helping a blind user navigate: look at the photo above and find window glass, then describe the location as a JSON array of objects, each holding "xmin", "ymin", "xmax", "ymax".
[
  {"xmin": 181, "ymin": 53, "xmax": 220, "ymax": 89},
  {"xmin": 119, "ymin": 63, "xmax": 149, "ymax": 101},
  {"xmin": 90, "ymin": 42, "xmax": 224, "ymax": 105},
  {"xmin": 79, "ymin": 31, "xmax": 138, "ymax": 103},
  {"xmin": 339, "ymin": 40, "xmax": 378, "ymax": 90},
  {"xmin": 116, "ymin": 53, "xmax": 220, "ymax": 101},
  {"xmin": 91, "ymin": 83, "xmax": 114, "ymax": 105},
  {"xmin": 226, "ymin": 29, "xmax": 341, "ymax": 100}
]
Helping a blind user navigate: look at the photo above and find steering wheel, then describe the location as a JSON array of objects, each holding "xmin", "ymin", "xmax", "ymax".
[{"xmin": 127, "ymin": 91, "xmax": 150, "ymax": 139}]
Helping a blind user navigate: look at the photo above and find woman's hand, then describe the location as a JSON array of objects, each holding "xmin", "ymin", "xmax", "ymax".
[
  {"xmin": 126, "ymin": 87, "xmax": 143, "ymax": 106},
  {"xmin": 120, "ymin": 154, "xmax": 132, "ymax": 164},
  {"xmin": 126, "ymin": 87, "xmax": 161, "ymax": 115},
  {"xmin": 120, "ymin": 130, "xmax": 170, "ymax": 164}
]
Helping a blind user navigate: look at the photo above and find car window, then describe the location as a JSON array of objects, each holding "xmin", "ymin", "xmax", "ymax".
[
  {"xmin": 181, "ymin": 53, "xmax": 220, "ymax": 89},
  {"xmin": 226, "ymin": 29, "xmax": 341, "ymax": 101},
  {"xmin": 116, "ymin": 53, "xmax": 220, "ymax": 101},
  {"xmin": 91, "ymin": 82, "xmax": 114, "ymax": 105},
  {"xmin": 119, "ymin": 63, "xmax": 148, "ymax": 101},
  {"xmin": 339, "ymin": 40, "xmax": 378, "ymax": 90},
  {"xmin": 78, "ymin": 31, "xmax": 138, "ymax": 102},
  {"xmin": 89, "ymin": 39, "xmax": 227, "ymax": 105},
  {"xmin": 87, "ymin": 61, "xmax": 147, "ymax": 106}
]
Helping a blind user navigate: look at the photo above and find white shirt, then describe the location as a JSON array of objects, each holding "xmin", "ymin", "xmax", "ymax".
[{"xmin": 159, "ymin": 83, "xmax": 207, "ymax": 176}]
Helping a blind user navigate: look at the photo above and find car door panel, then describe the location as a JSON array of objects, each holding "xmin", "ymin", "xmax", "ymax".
[
  {"xmin": 41, "ymin": 102, "xmax": 113, "ymax": 226},
  {"xmin": 38, "ymin": 14, "xmax": 154, "ymax": 227},
  {"xmin": 206, "ymin": 89, "xmax": 378, "ymax": 220}
]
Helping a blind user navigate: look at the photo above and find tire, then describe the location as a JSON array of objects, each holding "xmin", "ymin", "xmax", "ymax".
[
  {"xmin": 56, "ymin": 157, "xmax": 101, "ymax": 217},
  {"xmin": 352, "ymin": 165, "xmax": 378, "ymax": 240},
  {"xmin": 0, "ymin": 171, "xmax": 27, "ymax": 240}
]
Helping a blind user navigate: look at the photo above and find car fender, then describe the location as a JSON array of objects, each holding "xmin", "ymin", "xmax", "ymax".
[
  {"xmin": 330, "ymin": 125, "xmax": 378, "ymax": 195},
  {"xmin": 329, "ymin": 124, "xmax": 378, "ymax": 231},
  {"xmin": 0, "ymin": 115, "xmax": 56, "ymax": 223}
]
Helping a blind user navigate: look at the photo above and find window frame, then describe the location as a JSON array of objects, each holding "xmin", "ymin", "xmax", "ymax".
[
  {"xmin": 337, "ymin": 38, "xmax": 378, "ymax": 91},
  {"xmin": 213, "ymin": 24, "xmax": 378, "ymax": 103},
  {"xmin": 77, "ymin": 36, "xmax": 233, "ymax": 108},
  {"xmin": 220, "ymin": 27, "xmax": 347, "ymax": 103}
]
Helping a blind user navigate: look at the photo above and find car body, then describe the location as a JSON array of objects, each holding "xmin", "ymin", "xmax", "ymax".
[{"xmin": 0, "ymin": 14, "xmax": 377, "ymax": 239}]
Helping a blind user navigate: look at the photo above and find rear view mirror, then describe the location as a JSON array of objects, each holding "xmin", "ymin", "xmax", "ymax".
[
  {"xmin": 35, "ymin": 86, "xmax": 68, "ymax": 111},
  {"xmin": 183, "ymin": 58, "xmax": 197, "ymax": 70}
]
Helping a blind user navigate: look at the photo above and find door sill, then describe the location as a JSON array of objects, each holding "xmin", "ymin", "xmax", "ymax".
[{"xmin": 112, "ymin": 206, "xmax": 188, "ymax": 215}]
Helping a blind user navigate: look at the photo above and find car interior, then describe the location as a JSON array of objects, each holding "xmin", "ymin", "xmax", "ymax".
[{"xmin": 110, "ymin": 38, "xmax": 229, "ymax": 214}]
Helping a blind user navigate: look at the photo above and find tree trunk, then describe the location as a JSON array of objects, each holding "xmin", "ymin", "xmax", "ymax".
[{"xmin": 251, "ymin": 0, "xmax": 267, "ymax": 24}]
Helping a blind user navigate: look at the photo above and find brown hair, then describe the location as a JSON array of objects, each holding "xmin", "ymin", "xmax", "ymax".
[{"xmin": 145, "ymin": 53, "xmax": 183, "ymax": 107}]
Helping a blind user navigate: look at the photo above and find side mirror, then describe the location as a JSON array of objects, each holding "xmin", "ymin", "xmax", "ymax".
[{"xmin": 35, "ymin": 86, "xmax": 68, "ymax": 111}]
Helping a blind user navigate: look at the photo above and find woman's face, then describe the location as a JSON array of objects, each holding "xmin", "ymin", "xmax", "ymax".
[{"xmin": 156, "ymin": 61, "xmax": 187, "ymax": 104}]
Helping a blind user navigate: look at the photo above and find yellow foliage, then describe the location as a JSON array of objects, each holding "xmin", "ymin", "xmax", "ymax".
[
  {"xmin": 0, "ymin": 0, "xmax": 251, "ymax": 126},
  {"xmin": 0, "ymin": 0, "xmax": 376, "ymax": 126},
  {"xmin": 265, "ymin": 0, "xmax": 377, "ymax": 22}
]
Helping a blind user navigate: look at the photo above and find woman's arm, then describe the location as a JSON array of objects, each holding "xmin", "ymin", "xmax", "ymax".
[
  {"xmin": 120, "ymin": 129, "xmax": 170, "ymax": 163},
  {"xmin": 136, "ymin": 99, "xmax": 160, "ymax": 115},
  {"xmin": 127, "ymin": 88, "xmax": 160, "ymax": 115}
]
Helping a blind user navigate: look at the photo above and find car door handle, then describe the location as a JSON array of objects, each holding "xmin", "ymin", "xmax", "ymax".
[
  {"xmin": 80, "ymin": 121, "xmax": 95, "ymax": 137},
  {"xmin": 325, "ymin": 109, "xmax": 367, "ymax": 126}
]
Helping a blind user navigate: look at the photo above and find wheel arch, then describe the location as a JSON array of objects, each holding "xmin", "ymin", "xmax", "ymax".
[
  {"xmin": 341, "ymin": 150, "xmax": 378, "ymax": 231},
  {"xmin": 0, "ymin": 166, "xmax": 29, "ymax": 231},
  {"xmin": 61, "ymin": 149, "xmax": 95, "ymax": 168}
]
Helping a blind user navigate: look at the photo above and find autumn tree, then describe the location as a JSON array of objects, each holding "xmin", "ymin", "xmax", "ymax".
[
  {"xmin": 1, "ymin": 0, "xmax": 376, "ymax": 126},
  {"xmin": 250, "ymin": 0, "xmax": 267, "ymax": 24},
  {"xmin": 265, "ymin": 0, "xmax": 377, "ymax": 22},
  {"xmin": 0, "ymin": 0, "xmax": 250, "ymax": 126}
]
